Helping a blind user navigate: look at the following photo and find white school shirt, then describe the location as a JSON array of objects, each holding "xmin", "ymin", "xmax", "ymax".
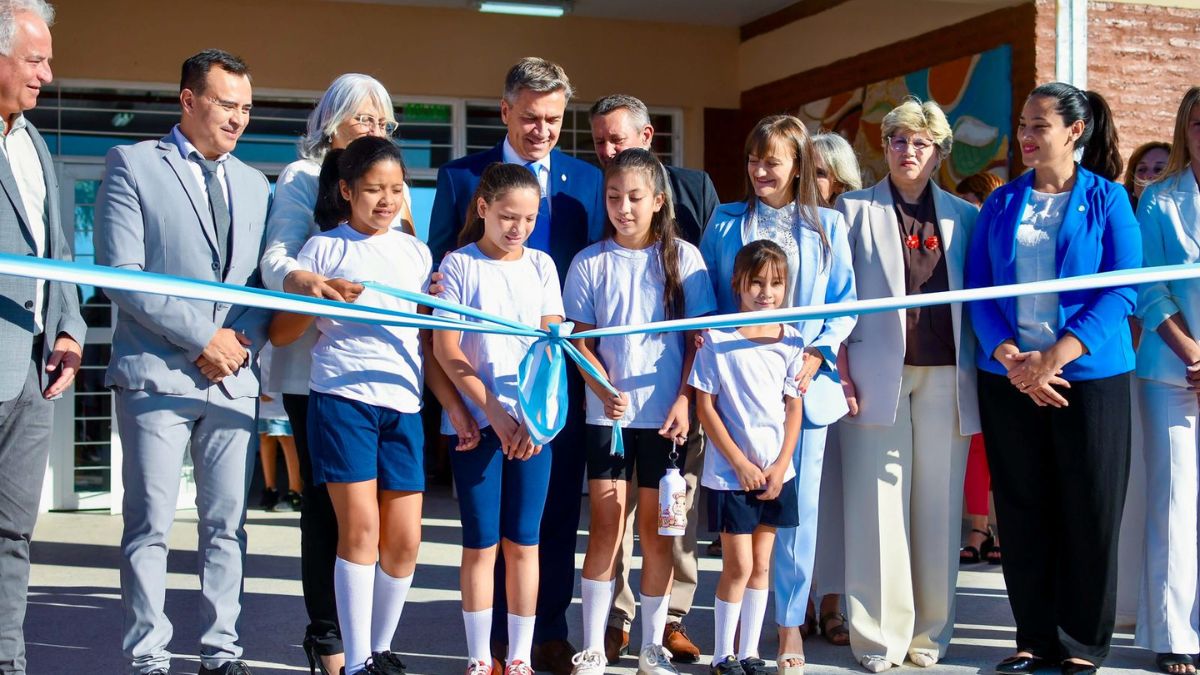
[
  {"xmin": 1014, "ymin": 190, "xmax": 1069, "ymax": 352},
  {"xmin": 1, "ymin": 115, "xmax": 47, "ymax": 332},
  {"xmin": 256, "ymin": 342, "xmax": 288, "ymax": 422},
  {"xmin": 297, "ymin": 223, "xmax": 432, "ymax": 413},
  {"xmin": 688, "ymin": 325, "xmax": 804, "ymax": 491},
  {"xmin": 434, "ymin": 243, "xmax": 563, "ymax": 434},
  {"xmin": 562, "ymin": 239, "xmax": 717, "ymax": 427}
]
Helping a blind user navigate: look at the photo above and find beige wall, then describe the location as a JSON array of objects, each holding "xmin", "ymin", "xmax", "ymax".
[
  {"xmin": 47, "ymin": 0, "xmax": 741, "ymax": 167},
  {"xmin": 737, "ymin": 0, "xmax": 1028, "ymax": 92}
]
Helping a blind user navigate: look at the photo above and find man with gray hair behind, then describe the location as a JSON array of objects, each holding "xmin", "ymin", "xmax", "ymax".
[
  {"xmin": 586, "ymin": 93, "xmax": 718, "ymax": 665},
  {"xmin": 0, "ymin": 1, "xmax": 86, "ymax": 672},
  {"xmin": 428, "ymin": 57, "xmax": 604, "ymax": 674}
]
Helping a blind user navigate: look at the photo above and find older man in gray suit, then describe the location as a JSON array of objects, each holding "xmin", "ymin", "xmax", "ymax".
[
  {"xmin": 95, "ymin": 49, "xmax": 269, "ymax": 675},
  {"xmin": 0, "ymin": 1, "xmax": 85, "ymax": 673}
]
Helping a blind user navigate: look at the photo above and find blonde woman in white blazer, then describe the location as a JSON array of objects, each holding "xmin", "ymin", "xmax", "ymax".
[
  {"xmin": 1134, "ymin": 86, "xmax": 1200, "ymax": 675},
  {"xmin": 834, "ymin": 99, "xmax": 979, "ymax": 673}
]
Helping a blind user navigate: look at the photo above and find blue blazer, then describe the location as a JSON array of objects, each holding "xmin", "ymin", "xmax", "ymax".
[
  {"xmin": 426, "ymin": 143, "xmax": 605, "ymax": 278},
  {"xmin": 965, "ymin": 165, "xmax": 1141, "ymax": 380},
  {"xmin": 699, "ymin": 201, "xmax": 857, "ymax": 425}
]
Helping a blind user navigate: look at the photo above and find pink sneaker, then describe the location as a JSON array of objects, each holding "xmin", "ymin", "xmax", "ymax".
[
  {"xmin": 505, "ymin": 660, "xmax": 534, "ymax": 675},
  {"xmin": 465, "ymin": 659, "xmax": 492, "ymax": 675}
]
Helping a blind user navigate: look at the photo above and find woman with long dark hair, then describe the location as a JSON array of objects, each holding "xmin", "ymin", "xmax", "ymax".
[{"xmin": 966, "ymin": 82, "xmax": 1141, "ymax": 675}]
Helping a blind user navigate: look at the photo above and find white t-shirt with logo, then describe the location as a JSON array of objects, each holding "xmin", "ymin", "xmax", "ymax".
[
  {"xmin": 297, "ymin": 223, "xmax": 431, "ymax": 413},
  {"xmin": 434, "ymin": 243, "xmax": 564, "ymax": 434},
  {"xmin": 688, "ymin": 325, "xmax": 805, "ymax": 491},
  {"xmin": 563, "ymin": 239, "xmax": 717, "ymax": 427}
]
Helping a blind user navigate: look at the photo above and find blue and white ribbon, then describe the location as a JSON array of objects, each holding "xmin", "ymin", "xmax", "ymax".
[{"xmin": 3, "ymin": 252, "xmax": 1198, "ymax": 448}]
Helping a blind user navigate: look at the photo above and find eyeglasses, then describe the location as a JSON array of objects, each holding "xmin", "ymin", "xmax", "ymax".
[
  {"xmin": 887, "ymin": 136, "xmax": 936, "ymax": 154},
  {"xmin": 204, "ymin": 96, "xmax": 253, "ymax": 116},
  {"xmin": 349, "ymin": 114, "xmax": 400, "ymax": 136}
]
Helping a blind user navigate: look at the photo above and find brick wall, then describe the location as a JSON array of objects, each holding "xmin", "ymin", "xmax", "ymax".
[{"xmin": 1086, "ymin": 1, "xmax": 1200, "ymax": 166}]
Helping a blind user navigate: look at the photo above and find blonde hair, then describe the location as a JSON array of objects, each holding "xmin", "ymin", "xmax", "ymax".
[
  {"xmin": 1160, "ymin": 87, "xmax": 1200, "ymax": 183},
  {"xmin": 880, "ymin": 97, "xmax": 953, "ymax": 156}
]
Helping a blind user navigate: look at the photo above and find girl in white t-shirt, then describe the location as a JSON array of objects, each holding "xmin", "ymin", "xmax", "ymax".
[
  {"xmin": 269, "ymin": 137, "xmax": 464, "ymax": 675},
  {"xmin": 688, "ymin": 240, "xmax": 806, "ymax": 675},
  {"xmin": 431, "ymin": 163, "xmax": 565, "ymax": 675},
  {"xmin": 562, "ymin": 148, "xmax": 716, "ymax": 675}
]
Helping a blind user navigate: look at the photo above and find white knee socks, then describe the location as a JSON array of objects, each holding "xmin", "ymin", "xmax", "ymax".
[
  {"xmin": 507, "ymin": 613, "xmax": 536, "ymax": 664},
  {"xmin": 737, "ymin": 587, "xmax": 769, "ymax": 660},
  {"xmin": 712, "ymin": 597, "xmax": 742, "ymax": 663},
  {"xmin": 581, "ymin": 577, "xmax": 615, "ymax": 653},
  {"xmin": 334, "ymin": 557, "xmax": 375, "ymax": 674},
  {"xmin": 371, "ymin": 565, "xmax": 414, "ymax": 653},
  {"xmin": 640, "ymin": 593, "xmax": 669, "ymax": 648},
  {"xmin": 463, "ymin": 608, "xmax": 493, "ymax": 663}
]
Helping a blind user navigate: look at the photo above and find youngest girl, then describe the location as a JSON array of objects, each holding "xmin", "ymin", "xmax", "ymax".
[
  {"xmin": 689, "ymin": 240, "xmax": 805, "ymax": 675},
  {"xmin": 431, "ymin": 163, "xmax": 565, "ymax": 675}
]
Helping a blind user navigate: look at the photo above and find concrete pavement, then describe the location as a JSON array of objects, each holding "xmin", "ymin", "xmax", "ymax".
[{"xmin": 25, "ymin": 487, "xmax": 1155, "ymax": 674}]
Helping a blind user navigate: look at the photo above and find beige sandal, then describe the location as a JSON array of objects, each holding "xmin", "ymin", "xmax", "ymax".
[{"xmin": 778, "ymin": 652, "xmax": 806, "ymax": 675}]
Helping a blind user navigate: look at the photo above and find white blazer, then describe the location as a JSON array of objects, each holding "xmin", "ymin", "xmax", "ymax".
[
  {"xmin": 1136, "ymin": 169, "xmax": 1200, "ymax": 388},
  {"xmin": 835, "ymin": 178, "xmax": 980, "ymax": 435}
]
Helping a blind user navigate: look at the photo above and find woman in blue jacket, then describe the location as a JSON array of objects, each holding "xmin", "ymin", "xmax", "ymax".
[
  {"xmin": 699, "ymin": 115, "xmax": 856, "ymax": 674},
  {"xmin": 966, "ymin": 82, "xmax": 1141, "ymax": 675}
]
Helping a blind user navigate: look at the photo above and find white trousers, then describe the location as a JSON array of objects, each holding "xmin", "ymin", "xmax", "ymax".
[
  {"xmin": 840, "ymin": 365, "xmax": 970, "ymax": 665},
  {"xmin": 1136, "ymin": 379, "xmax": 1200, "ymax": 653}
]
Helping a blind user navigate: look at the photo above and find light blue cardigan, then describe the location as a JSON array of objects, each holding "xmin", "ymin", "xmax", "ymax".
[{"xmin": 699, "ymin": 201, "xmax": 857, "ymax": 423}]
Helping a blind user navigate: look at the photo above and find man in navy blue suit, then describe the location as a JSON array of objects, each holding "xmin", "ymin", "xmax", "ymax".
[
  {"xmin": 587, "ymin": 93, "xmax": 717, "ymax": 665},
  {"xmin": 427, "ymin": 57, "xmax": 603, "ymax": 674}
]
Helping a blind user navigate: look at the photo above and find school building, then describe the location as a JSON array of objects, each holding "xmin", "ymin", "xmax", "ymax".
[{"xmin": 35, "ymin": 0, "xmax": 1199, "ymax": 512}]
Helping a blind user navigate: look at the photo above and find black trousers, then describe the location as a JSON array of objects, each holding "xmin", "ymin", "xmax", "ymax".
[
  {"xmin": 284, "ymin": 393, "xmax": 342, "ymax": 656},
  {"xmin": 977, "ymin": 371, "xmax": 1130, "ymax": 665}
]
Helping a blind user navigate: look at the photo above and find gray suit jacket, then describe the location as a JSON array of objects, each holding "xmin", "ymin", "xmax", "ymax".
[
  {"xmin": 94, "ymin": 132, "xmax": 270, "ymax": 398},
  {"xmin": 0, "ymin": 122, "xmax": 86, "ymax": 401}
]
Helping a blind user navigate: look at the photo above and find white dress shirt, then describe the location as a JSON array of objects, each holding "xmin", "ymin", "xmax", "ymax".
[
  {"xmin": 1, "ymin": 114, "xmax": 48, "ymax": 332},
  {"xmin": 503, "ymin": 136, "xmax": 550, "ymax": 206}
]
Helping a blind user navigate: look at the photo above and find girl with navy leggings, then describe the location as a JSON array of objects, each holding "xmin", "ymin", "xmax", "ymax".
[{"xmin": 431, "ymin": 163, "xmax": 565, "ymax": 675}]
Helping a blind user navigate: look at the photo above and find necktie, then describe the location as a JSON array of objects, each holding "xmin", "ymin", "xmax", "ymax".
[
  {"xmin": 524, "ymin": 161, "xmax": 551, "ymax": 253},
  {"xmin": 196, "ymin": 157, "xmax": 231, "ymax": 275}
]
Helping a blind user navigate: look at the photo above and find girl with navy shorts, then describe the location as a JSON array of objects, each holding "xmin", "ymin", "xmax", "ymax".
[
  {"xmin": 270, "ymin": 137, "xmax": 462, "ymax": 675},
  {"xmin": 562, "ymin": 149, "xmax": 716, "ymax": 675},
  {"xmin": 689, "ymin": 240, "xmax": 805, "ymax": 675},
  {"xmin": 431, "ymin": 163, "xmax": 565, "ymax": 675}
]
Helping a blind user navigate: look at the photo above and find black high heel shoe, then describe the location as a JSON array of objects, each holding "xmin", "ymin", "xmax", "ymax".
[
  {"xmin": 960, "ymin": 528, "xmax": 995, "ymax": 565},
  {"xmin": 303, "ymin": 636, "xmax": 333, "ymax": 675}
]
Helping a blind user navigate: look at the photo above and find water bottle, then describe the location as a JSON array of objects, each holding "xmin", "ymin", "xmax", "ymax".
[{"xmin": 658, "ymin": 464, "xmax": 687, "ymax": 537}]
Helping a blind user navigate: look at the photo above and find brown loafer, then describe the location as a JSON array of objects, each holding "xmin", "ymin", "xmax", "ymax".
[
  {"xmin": 663, "ymin": 621, "xmax": 700, "ymax": 663},
  {"xmin": 603, "ymin": 626, "xmax": 629, "ymax": 665},
  {"xmin": 531, "ymin": 639, "xmax": 576, "ymax": 675}
]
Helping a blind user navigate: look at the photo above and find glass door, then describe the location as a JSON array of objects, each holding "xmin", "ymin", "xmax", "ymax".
[{"xmin": 47, "ymin": 161, "xmax": 198, "ymax": 513}]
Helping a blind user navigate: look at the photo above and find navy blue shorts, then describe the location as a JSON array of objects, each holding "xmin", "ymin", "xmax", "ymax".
[
  {"xmin": 585, "ymin": 424, "xmax": 684, "ymax": 488},
  {"xmin": 708, "ymin": 478, "xmax": 799, "ymax": 534},
  {"xmin": 307, "ymin": 391, "xmax": 425, "ymax": 491},
  {"xmin": 448, "ymin": 426, "xmax": 553, "ymax": 549}
]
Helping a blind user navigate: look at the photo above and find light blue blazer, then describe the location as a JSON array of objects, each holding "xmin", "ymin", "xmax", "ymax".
[
  {"xmin": 699, "ymin": 201, "xmax": 857, "ymax": 424},
  {"xmin": 1136, "ymin": 169, "xmax": 1200, "ymax": 387}
]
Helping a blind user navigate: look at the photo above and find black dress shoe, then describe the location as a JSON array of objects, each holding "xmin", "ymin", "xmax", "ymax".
[
  {"xmin": 1061, "ymin": 661, "xmax": 1098, "ymax": 675},
  {"xmin": 996, "ymin": 655, "xmax": 1050, "ymax": 674},
  {"xmin": 199, "ymin": 661, "xmax": 253, "ymax": 675}
]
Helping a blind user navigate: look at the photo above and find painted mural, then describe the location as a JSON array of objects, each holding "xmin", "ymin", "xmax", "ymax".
[{"xmin": 798, "ymin": 44, "xmax": 1012, "ymax": 188}]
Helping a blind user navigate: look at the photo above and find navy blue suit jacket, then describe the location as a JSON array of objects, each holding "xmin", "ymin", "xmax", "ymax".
[
  {"xmin": 666, "ymin": 165, "xmax": 719, "ymax": 245},
  {"xmin": 427, "ymin": 143, "xmax": 605, "ymax": 278}
]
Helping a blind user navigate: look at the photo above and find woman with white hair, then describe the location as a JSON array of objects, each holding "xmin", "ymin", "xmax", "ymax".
[
  {"xmin": 835, "ymin": 98, "xmax": 979, "ymax": 672},
  {"xmin": 259, "ymin": 73, "xmax": 413, "ymax": 675}
]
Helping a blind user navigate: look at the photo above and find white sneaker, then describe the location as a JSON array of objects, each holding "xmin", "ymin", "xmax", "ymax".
[
  {"xmin": 638, "ymin": 644, "xmax": 679, "ymax": 675},
  {"xmin": 465, "ymin": 659, "xmax": 493, "ymax": 675},
  {"xmin": 860, "ymin": 655, "xmax": 893, "ymax": 673},
  {"xmin": 571, "ymin": 649, "xmax": 606, "ymax": 674}
]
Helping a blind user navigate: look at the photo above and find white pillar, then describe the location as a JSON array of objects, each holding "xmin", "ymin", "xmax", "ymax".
[{"xmin": 1055, "ymin": 0, "xmax": 1088, "ymax": 87}]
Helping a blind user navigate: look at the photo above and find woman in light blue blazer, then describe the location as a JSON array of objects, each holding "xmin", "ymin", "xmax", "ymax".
[
  {"xmin": 966, "ymin": 83, "xmax": 1141, "ymax": 675},
  {"xmin": 699, "ymin": 115, "xmax": 856, "ymax": 674},
  {"xmin": 1133, "ymin": 86, "xmax": 1200, "ymax": 675}
]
